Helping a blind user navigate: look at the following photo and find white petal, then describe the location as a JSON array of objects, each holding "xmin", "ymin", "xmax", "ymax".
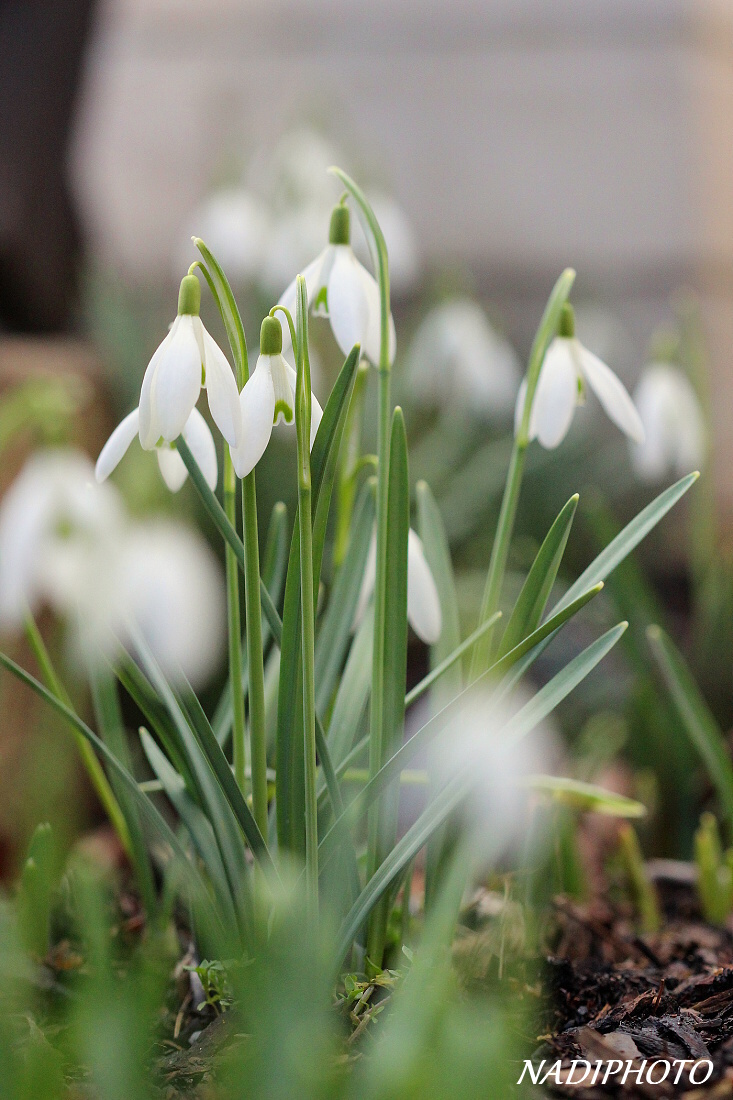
[
  {"xmin": 155, "ymin": 446, "xmax": 188, "ymax": 493},
  {"xmin": 358, "ymin": 254, "xmax": 397, "ymax": 366},
  {"xmin": 407, "ymin": 529, "xmax": 442, "ymax": 644},
  {"xmin": 138, "ymin": 329, "xmax": 173, "ymax": 449},
  {"xmin": 326, "ymin": 246, "xmax": 370, "ymax": 360},
  {"xmin": 353, "ymin": 531, "xmax": 377, "ymax": 630},
  {"xmin": 149, "ymin": 315, "xmax": 202, "ymax": 442},
  {"xmin": 631, "ymin": 364, "xmax": 704, "ymax": 481},
  {"xmin": 201, "ymin": 325, "xmax": 242, "ymax": 447},
  {"xmin": 275, "ymin": 249, "xmax": 328, "ymax": 354},
  {"xmin": 183, "ymin": 408, "xmax": 218, "ymax": 491},
  {"xmin": 270, "ymin": 355, "xmax": 295, "ymax": 426},
  {"xmin": 95, "ymin": 408, "xmax": 139, "ymax": 482},
  {"xmin": 230, "ymin": 356, "xmax": 276, "ymax": 478},
  {"xmin": 578, "ymin": 343, "xmax": 645, "ymax": 444},
  {"xmin": 284, "ymin": 363, "xmax": 323, "ymax": 449},
  {"xmin": 529, "ymin": 339, "xmax": 578, "ymax": 448}
]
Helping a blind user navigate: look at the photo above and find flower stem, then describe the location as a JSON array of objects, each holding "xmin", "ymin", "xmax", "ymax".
[
  {"xmin": 296, "ymin": 275, "xmax": 318, "ymax": 920},
  {"xmin": 223, "ymin": 453, "xmax": 247, "ymax": 794},
  {"xmin": 241, "ymin": 470, "xmax": 268, "ymax": 837},
  {"xmin": 23, "ymin": 613, "xmax": 133, "ymax": 857}
]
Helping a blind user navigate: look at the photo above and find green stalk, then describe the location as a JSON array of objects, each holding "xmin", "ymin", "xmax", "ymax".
[
  {"xmin": 295, "ymin": 275, "xmax": 318, "ymax": 918},
  {"xmin": 223, "ymin": 453, "xmax": 247, "ymax": 794},
  {"xmin": 469, "ymin": 268, "xmax": 576, "ymax": 677},
  {"xmin": 23, "ymin": 614, "xmax": 132, "ymax": 856},
  {"xmin": 334, "ymin": 361, "xmax": 370, "ymax": 567}
]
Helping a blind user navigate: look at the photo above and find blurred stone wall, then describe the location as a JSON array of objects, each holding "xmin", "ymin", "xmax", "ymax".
[{"xmin": 70, "ymin": 0, "xmax": 733, "ymax": 519}]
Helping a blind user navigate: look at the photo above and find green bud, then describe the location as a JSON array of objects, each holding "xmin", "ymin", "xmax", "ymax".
[
  {"xmin": 558, "ymin": 302, "xmax": 575, "ymax": 338},
  {"xmin": 260, "ymin": 316, "xmax": 283, "ymax": 356},
  {"xmin": 178, "ymin": 273, "xmax": 201, "ymax": 316},
  {"xmin": 329, "ymin": 203, "xmax": 350, "ymax": 246}
]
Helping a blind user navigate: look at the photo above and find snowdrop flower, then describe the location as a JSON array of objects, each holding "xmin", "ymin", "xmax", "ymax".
[
  {"xmin": 515, "ymin": 304, "xmax": 644, "ymax": 449},
  {"xmin": 230, "ymin": 316, "xmax": 323, "ymax": 478},
  {"xmin": 0, "ymin": 451, "xmax": 124, "ymax": 631},
  {"xmin": 180, "ymin": 187, "xmax": 270, "ymax": 283},
  {"xmin": 630, "ymin": 363, "xmax": 705, "ymax": 482},
  {"xmin": 275, "ymin": 202, "xmax": 396, "ymax": 367},
  {"xmin": 405, "ymin": 299, "xmax": 520, "ymax": 417},
  {"xmin": 355, "ymin": 528, "xmax": 442, "ymax": 645},
  {"xmin": 83, "ymin": 521, "xmax": 225, "ymax": 689},
  {"xmin": 95, "ymin": 406, "xmax": 218, "ymax": 493}
]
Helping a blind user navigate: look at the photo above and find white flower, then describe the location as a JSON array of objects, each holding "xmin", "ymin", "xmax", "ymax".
[
  {"xmin": 138, "ymin": 273, "xmax": 241, "ymax": 450},
  {"xmin": 405, "ymin": 299, "xmax": 520, "ymax": 417},
  {"xmin": 230, "ymin": 317, "xmax": 323, "ymax": 478},
  {"xmin": 275, "ymin": 202, "xmax": 396, "ymax": 367},
  {"xmin": 630, "ymin": 363, "xmax": 705, "ymax": 482},
  {"xmin": 354, "ymin": 528, "xmax": 442, "ymax": 645},
  {"xmin": 0, "ymin": 451, "xmax": 125, "ymax": 631},
  {"xmin": 95, "ymin": 407, "xmax": 217, "ymax": 493},
  {"xmin": 180, "ymin": 187, "xmax": 270, "ymax": 284},
  {"xmin": 514, "ymin": 307, "xmax": 644, "ymax": 449},
  {"xmin": 86, "ymin": 521, "xmax": 225, "ymax": 689}
]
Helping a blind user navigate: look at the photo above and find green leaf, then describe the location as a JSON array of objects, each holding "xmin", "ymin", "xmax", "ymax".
[
  {"xmin": 498, "ymin": 493, "xmax": 578, "ymax": 659},
  {"xmin": 325, "ymin": 611, "xmax": 373, "ymax": 771},
  {"xmin": 524, "ymin": 775, "xmax": 646, "ymax": 817},
  {"xmin": 276, "ymin": 346, "xmax": 360, "ymax": 854},
  {"xmin": 416, "ymin": 480, "xmax": 462, "ymax": 702},
  {"xmin": 648, "ymin": 624, "xmax": 733, "ymax": 836},
  {"xmin": 194, "ymin": 238, "xmax": 248, "ymax": 384},
  {"xmin": 0, "ymin": 650, "xmax": 228, "ymax": 952},
  {"xmin": 315, "ymin": 478, "xmax": 376, "ymax": 716}
]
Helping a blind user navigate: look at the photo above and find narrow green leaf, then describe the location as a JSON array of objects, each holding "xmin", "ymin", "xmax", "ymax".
[
  {"xmin": 193, "ymin": 238, "xmax": 248, "ymax": 384},
  {"xmin": 524, "ymin": 775, "xmax": 646, "ymax": 817},
  {"xmin": 498, "ymin": 493, "xmax": 578, "ymax": 659},
  {"xmin": 416, "ymin": 480, "xmax": 462, "ymax": 702},
  {"xmin": 648, "ymin": 624, "xmax": 733, "ymax": 835},
  {"xmin": 326, "ymin": 611, "xmax": 373, "ymax": 770}
]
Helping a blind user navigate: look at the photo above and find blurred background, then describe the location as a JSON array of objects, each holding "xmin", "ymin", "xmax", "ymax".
[{"xmin": 2, "ymin": 0, "xmax": 733, "ymax": 870}]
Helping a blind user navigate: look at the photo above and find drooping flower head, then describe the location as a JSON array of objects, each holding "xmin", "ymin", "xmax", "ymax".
[
  {"xmin": 355, "ymin": 527, "xmax": 442, "ymax": 645},
  {"xmin": 275, "ymin": 202, "xmax": 396, "ymax": 367},
  {"xmin": 630, "ymin": 362, "xmax": 705, "ymax": 482},
  {"xmin": 230, "ymin": 315, "xmax": 323, "ymax": 479},
  {"xmin": 515, "ymin": 304, "xmax": 645, "ymax": 449},
  {"xmin": 95, "ymin": 272, "xmax": 240, "ymax": 491}
]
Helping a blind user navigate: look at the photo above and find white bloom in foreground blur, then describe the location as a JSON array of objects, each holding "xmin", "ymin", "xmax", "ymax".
[
  {"xmin": 430, "ymin": 686, "xmax": 555, "ymax": 853},
  {"xmin": 140, "ymin": 273, "xmax": 240, "ymax": 450},
  {"xmin": 515, "ymin": 304, "xmax": 644, "ymax": 449},
  {"xmin": 355, "ymin": 528, "xmax": 442, "ymax": 645},
  {"xmin": 405, "ymin": 299, "xmax": 520, "ymax": 417},
  {"xmin": 95, "ymin": 407, "xmax": 217, "ymax": 493},
  {"xmin": 0, "ymin": 451, "xmax": 124, "ymax": 630},
  {"xmin": 630, "ymin": 363, "xmax": 705, "ymax": 482},
  {"xmin": 230, "ymin": 316, "xmax": 323, "ymax": 478},
  {"xmin": 181, "ymin": 188, "xmax": 270, "ymax": 284},
  {"xmin": 275, "ymin": 202, "xmax": 396, "ymax": 366},
  {"xmin": 89, "ymin": 521, "xmax": 225, "ymax": 689}
]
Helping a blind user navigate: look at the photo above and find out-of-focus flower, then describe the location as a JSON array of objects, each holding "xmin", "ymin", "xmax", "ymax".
[
  {"xmin": 405, "ymin": 299, "xmax": 520, "ymax": 417},
  {"xmin": 630, "ymin": 363, "xmax": 705, "ymax": 481},
  {"xmin": 141, "ymin": 273, "xmax": 240, "ymax": 449},
  {"xmin": 230, "ymin": 317, "xmax": 322, "ymax": 478},
  {"xmin": 352, "ymin": 191, "xmax": 420, "ymax": 294},
  {"xmin": 181, "ymin": 187, "xmax": 270, "ymax": 283},
  {"xmin": 515, "ymin": 305, "xmax": 644, "ymax": 449},
  {"xmin": 355, "ymin": 527, "xmax": 442, "ymax": 645},
  {"xmin": 0, "ymin": 451, "xmax": 124, "ymax": 630},
  {"xmin": 95, "ymin": 407, "xmax": 217, "ymax": 493},
  {"xmin": 275, "ymin": 202, "xmax": 396, "ymax": 367},
  {"xmin": 89, "ymin": 521, "xmax": 225, "ymax": 689},
  {"xmin": 0, "ymin": 449, "xmax": 226, "ymax": 687}
]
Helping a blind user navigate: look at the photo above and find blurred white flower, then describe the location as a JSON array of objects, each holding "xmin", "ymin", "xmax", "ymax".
[
  {"xmin": 630, "ymin": 363, "xmax": 705, "ymax": 482},
  {"xmin": 181, "ymin": 187, "xmax": 270, "ymax": 283},
  {"xmin": 95, "ymin": 407, "xmax": 217, "ymax": 493},
  {"xmin": 259, "ymin": 205, "xmax": 332, "ymax": 295},
  {"xmin": 88, "ymin": 521, "xmax": 225, "ymax": 689},
  {"xmin": 275, "ymin": 202, "xmax": 396, "ymax": 367},
  {"xmin": 515, "ymin": 306, "xmax": 644, "ymax": 449},
  {"xmin": 0, "ymin": 451, "xmax": 124, "ymax": 631},
  {"xmin": 355, "ymin": 527, "xmax": 442, "ymax": 645},
  {"xmin": 430, "ymin": 685, "xmax": 556, "ymax": 852},
  {"xmin": 230, "ymin": 317, "xmax": 322, "ymax": 478},
  {"xmin": 352, "ymin": 191, "xmax": 420, "ymax": 294},
  {"xmin": 252, "ymin": 127, "xmax": 339, "ymax": 212},
  {"xmin": 405, "ymin": 299, "xmax": 520, "ymax": 417}
]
